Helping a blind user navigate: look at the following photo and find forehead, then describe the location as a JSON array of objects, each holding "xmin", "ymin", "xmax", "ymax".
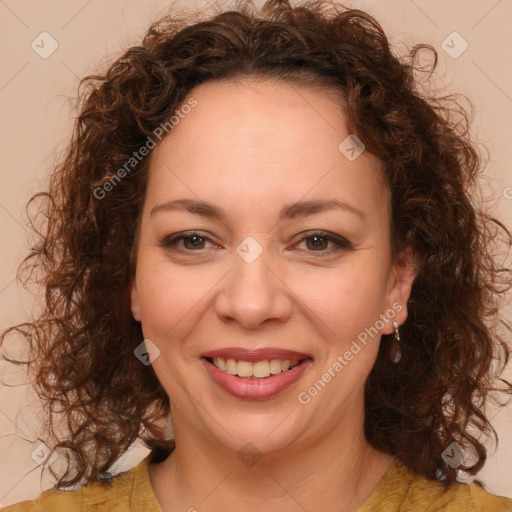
[
  {"xmin": 145, "ymin": 78, "xmax": 389, "ymax": 222},
  {"xmin": 162, "ymin": 78, "xmax": 347, "ymax": 154}
]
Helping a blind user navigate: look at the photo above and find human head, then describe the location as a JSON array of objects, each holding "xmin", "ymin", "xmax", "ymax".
[
  {"xmin": 2, "ymin": 0, "xmax": 510, "ymax": 489},
  {"xmin": 128, "ymin": 75, "xmax": 416, "ymax": 465}
]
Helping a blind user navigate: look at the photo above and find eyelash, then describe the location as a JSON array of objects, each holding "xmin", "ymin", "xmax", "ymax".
[{"xmin": 159, "ymin": 230, "xmax": 353, "ymax": 256}]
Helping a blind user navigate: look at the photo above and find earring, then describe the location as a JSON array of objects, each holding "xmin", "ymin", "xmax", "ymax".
[{"xmin": 390, "ymin": 321, "xmax": 402, "ymax": 363}]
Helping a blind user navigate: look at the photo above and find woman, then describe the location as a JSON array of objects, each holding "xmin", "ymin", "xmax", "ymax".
[{"xmin": 1, "ymin": 0, "xmax": 511, "ymax": 510}]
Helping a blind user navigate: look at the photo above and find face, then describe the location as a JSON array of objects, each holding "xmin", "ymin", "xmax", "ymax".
[{"xmin": 130, "ymin": 78, "xmax": 415, "ymax": 456}]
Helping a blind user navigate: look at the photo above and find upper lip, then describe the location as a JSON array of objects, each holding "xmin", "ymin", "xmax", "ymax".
[{"xmin": 201, "ymin": 347, "xmax": 312, "ymax": 362}]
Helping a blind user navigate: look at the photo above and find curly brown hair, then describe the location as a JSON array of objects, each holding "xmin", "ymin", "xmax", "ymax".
[{"xmin": 1, "ymin": 0, "xmax": 511, "ymax": 491}]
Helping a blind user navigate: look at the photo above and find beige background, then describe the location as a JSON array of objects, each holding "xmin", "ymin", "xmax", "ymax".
[{"xmin": 1, "ymin": 0, "xmax": 511, "ymax": 507}]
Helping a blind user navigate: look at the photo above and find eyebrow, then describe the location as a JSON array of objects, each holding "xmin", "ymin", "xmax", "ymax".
[{"xmin": 150, "ymin": 198, "xmax": 366, "ymax": 221}]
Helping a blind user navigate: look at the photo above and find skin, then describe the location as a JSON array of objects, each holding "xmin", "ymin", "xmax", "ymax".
[{"xmin": 129, "ymin": 78, "xmax": 416, "ymax": 512}]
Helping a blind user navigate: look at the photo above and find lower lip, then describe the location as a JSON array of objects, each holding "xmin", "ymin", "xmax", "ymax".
[{"xmin": 201, "ymin": 358, "xmax": 313, "ymax": 400}]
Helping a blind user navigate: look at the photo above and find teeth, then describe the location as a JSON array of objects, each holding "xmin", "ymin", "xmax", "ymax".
[
  {"xmin": 211, "ymin": 358, "xmax": 301, "ymax": 378},
  {"xmin": 237, "ymin": 360, "xmax": 253, "ymax": 377},
  {"xmin": 270, "ymin": 359, "xmax": 283, "ymax": 374},
  {"xmin": 253, "ymin": 361, "xmax": 270, "ymax": 378},
  {"xmin": 226, "ymin": 359, "xmax": 237, "ymax": 375}
]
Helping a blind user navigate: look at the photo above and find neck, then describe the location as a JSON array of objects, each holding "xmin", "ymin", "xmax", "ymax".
[{"xmin": 149, "ymin": 409, "xmax": 394, "ymax": 512}]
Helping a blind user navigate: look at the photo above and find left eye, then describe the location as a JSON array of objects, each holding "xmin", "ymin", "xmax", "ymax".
[{"xmin": 293, "ymin": 232, "xmax": 352, "ymax": 254}]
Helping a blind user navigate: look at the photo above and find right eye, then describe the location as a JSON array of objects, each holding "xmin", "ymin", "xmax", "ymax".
[{"xmin": 159, "ymin": 231, "xmax": 217, "ymax": 252}]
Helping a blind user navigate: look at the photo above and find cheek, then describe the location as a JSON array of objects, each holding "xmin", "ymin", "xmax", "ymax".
[
  {"xmin": 135, "ymin": 247, "xmax": 392, "ymax": 348},
  {"xmin": 294, "ymin": 260, "xmax": 390, "ymax": 337},
  {"xmin": 136, "ymin": 256, "xmax": 218, "ymax": 339}
]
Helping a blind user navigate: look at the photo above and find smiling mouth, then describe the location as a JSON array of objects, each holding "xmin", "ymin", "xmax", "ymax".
[{"xmin": 203, "ymin": 357, "xmax": 311, "ymax": 379}]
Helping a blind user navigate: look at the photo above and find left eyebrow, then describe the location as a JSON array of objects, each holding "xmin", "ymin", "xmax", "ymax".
[
  {"xmin": 280, "ymin": 199, "xmax": 366, "ymax": 221},
  {"xmin": 149, "ymin": 198, "xmax": 366, "ymax": 221}
]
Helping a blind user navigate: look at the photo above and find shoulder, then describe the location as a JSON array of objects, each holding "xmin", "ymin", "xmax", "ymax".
[
  {"xmin": 404, "ymin": 476, "xmax": 512, "ymax": 512},
  {"xmin": 359, "ymin": 458, "xmax": 512, "ymax": 512},
  {"xmin": 1, "ymin": 457, "xmax": 157, "ymax": 512}
]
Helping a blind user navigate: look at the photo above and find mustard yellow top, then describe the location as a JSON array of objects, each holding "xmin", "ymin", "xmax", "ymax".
[{"xmin": 2, "ymin": 453, "xmax": 511, "ymax": 511}]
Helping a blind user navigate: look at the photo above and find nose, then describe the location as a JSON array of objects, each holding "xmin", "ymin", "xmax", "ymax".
[{"xmin": 214, "ymin": 245, "xmax": 293, "ymax": 330}]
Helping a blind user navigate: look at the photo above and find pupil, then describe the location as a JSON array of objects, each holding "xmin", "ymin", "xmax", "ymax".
[
  {"xmin": 186, "ymin": 236, "xmax": 203, "ymax": 248},
  {"xmin": 309, "ymin": 236, "xmax": 326, "ymax": 249}
]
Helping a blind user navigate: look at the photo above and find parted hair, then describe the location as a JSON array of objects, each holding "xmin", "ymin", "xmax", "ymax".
[{"xmin": 2, "ymin": 0, "xmax": 511, "ymax": 490}]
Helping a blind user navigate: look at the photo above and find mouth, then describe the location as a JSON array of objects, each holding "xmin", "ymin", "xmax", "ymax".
[
  {"xmin": 202, "ymin": 356, "xmax": 311, "ymax": 379},
  {"xmin": 200, "ymin": 354, "xmax": 313, "ymax": 400}
]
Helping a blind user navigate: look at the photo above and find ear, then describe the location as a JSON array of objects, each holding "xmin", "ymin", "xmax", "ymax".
[
  {"xmin": 129, "ymin": 276, "xmax": 142, "ymax": 322},
  {"xmin": 382, "ymin": 247, "xmax": 417, "ymax": 335}
]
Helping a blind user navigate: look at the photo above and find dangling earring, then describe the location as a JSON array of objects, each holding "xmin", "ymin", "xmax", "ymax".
[{"xmin": 390, "ymin": 321, "xmax": 402, "ymax": 363}]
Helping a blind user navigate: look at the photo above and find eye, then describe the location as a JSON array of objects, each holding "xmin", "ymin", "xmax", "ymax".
[
  {"xmin": 293, "ymin": 231, "xmax": 353, "ymax": 254},
  {"xmin": 160, "ymin": 232, "xmax": 216, "ymax": 252},
  {"xmin": 159, "ymin": 230, "xmax": 353, "ymax": 255}
]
